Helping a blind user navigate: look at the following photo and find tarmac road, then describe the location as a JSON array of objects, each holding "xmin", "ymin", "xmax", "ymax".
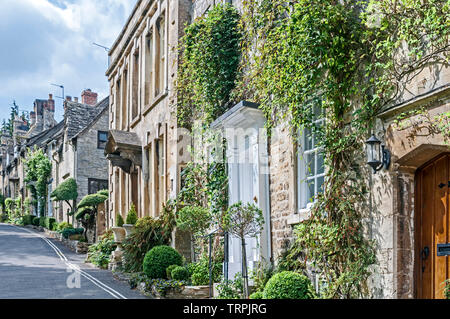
[{"xmin": 0, "ymin": 223, "xmax": 147, "ymax": 299}]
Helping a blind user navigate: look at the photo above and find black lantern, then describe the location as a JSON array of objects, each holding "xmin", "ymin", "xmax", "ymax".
[{"xmin": 365, "ymin": 134, "xmax": 390, "ymax": 173}]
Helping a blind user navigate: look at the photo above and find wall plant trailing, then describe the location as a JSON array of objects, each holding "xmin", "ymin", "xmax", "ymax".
[
  {"xmin": 176, "ymin": 4, "xmax": 240, "ymax": 260},
  {"xmin": 177, "ymin": 3, "xmax": 241, "ymax": 128},
  {"xmin": 24, "ymin": 147, "xmax": 52, "ymax": 217},
  {"xmin": 176, "ymin": 0, "xmax": 449, "ymax": 298}
]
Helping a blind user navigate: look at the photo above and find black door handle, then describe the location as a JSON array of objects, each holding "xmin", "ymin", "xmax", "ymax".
[{"xmin": 421, "ymin": 246, "xmax": 430, "ymax": 260}]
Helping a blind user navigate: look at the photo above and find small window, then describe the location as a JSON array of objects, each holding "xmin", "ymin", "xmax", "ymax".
[
  {"xmin": 98, "ymin": 131, "xmax": 108, "ymax": 149},
  {"xmin": 297, "ymin": 104, "xmax": 325, "ymax": 210},
  {"xmin": 88, "ymin": 178, "xmax": 108, "ymax": 195}
]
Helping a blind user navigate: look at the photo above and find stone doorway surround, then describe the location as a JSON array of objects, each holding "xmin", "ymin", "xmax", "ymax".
[{"xmin": 378, "ymin": 89, "xmax": 450, "ymax": 298}]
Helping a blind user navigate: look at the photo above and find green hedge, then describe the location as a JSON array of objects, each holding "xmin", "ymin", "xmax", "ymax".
[
  {"xmin": 0, "ymin": 213, "xmax": 7, "ymax": 223},
  {"xmin": 143, "ymin": 246, "xmax": 183, "ymax": 279},
  {"xmin": 62, "ymin": 228, "xmax": 84, "ymax": 239},
  {"xmin": 188, "ymin": 256, "xmax": 223, "ymax": 285},
  {"xmin": 22, "ymin": 215, "xmax": 34, "ymax": 226},
  {"xmin": 263, "ymin": 271, "xmax": 315, "ymax": 299},
  {"xmin": 32, "ymin": 217, "xmax": 40, "ymax": 226}
]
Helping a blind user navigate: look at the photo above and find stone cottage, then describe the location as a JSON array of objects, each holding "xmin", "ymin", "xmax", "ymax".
[
  {"xmin": 0, "ymin": 90, "xmax": 110, "ymax": 233},
  {"xmin": 52, "ymin": 93, "xmax": 110, "ymax": 225}
]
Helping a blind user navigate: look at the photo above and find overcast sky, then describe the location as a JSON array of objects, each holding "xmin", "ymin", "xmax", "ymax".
[{"xmin": 0, "ymin": 0, "xmax": 137, "ymax": 124}]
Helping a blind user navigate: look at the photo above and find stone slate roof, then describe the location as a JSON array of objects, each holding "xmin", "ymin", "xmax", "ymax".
[
  {"xmin": 65, "ymin": 96, "xmax": 109, "ymax": 140},
  {"xmin": 26, "ymin": 120, "xmax": 64, "ymax": 148}
]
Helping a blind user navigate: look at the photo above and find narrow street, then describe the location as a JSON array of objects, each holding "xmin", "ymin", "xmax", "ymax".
[{"xmin": 0, "ymin": 223, "xmax": 146, "ymax": 299}]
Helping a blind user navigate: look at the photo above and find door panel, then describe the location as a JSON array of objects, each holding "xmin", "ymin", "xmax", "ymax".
[{"xmin": 417, "ymin": 153, "xmax": 450, "ymax": 299}]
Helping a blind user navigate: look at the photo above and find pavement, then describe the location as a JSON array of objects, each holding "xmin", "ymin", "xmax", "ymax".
[{"xmin": 0, "ymin": 223, "xmax": 148, "ymax": 299}]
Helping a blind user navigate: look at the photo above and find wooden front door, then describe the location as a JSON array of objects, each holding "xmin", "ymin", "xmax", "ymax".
[{"xmin": 416, "ymin": 153, "xmax": 450, "ymax": 299}]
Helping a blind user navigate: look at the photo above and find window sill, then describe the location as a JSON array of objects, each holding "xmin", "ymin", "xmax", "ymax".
[
  {"xmin": 287, "ymin": 204, "xmax": 314, "ymax": 225},
  {"xmin": 142, "ymin": 90, "xmax": 168, "ymax": 116},
  {"xmin": 130, "ymin": 114, "xmax": 141, "ymax": 128}
]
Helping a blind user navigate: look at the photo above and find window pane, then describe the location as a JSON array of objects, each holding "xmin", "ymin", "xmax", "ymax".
[
  {"xmin": 317, "ymin": 152, "xmax": 324, "ymax": 174},
  {"xmin": 304, "ymin": 128, "xmax": 313, "ymax": 150},
  {"xmin": 306, "ymin": 153, "xmax": 315, "ymax": 177},
  {"xmin": 307, "ymin": 180, "xmax": 315, "ymax": 204},
  {"xmin": 317, "ymin": 175, "xmax": 324, "ymax": 194}
]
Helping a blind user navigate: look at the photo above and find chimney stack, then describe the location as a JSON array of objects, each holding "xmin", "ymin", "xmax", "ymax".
[
  {"xmin": 66, "ymin": 96, "xmax": 72, "ymax": 102},
  {"xmin": 81, "ymin": 89, "xmax": 98, "ymax": 106},
  {"xmin": 47, "ymin": 93, "xmax": 55, "ymax": 112},
  {"xmin": 74, "ymin": 97, "xmax": 79, "ymax": 103},
  {"xmin": 30, "ymin": 111, "xmax": 36, "ymax": 126}
]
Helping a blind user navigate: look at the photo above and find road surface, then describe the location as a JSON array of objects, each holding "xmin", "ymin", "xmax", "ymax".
[{"xmin": 0, "ymin": 223, "xmax": 146, "ymax": 299}]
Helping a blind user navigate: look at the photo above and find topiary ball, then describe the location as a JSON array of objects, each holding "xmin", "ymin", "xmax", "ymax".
[
  {"xmin": 166, "ymin": 264, "xmax": 179, "ymax": 279},
  {"xmin": 171, "ymin": 266, "xmax": 190, "ymax": 281},
  {"xmin": 143, "ymin": 245, "xmax": 183, "ymax": 279},
  {"xmin": 249, "ymin": 291, "xmax": 264, "ymax": 299},
  {"xmin": 263, "ymin": 271, "xmax": 315, "ymax": 299}
]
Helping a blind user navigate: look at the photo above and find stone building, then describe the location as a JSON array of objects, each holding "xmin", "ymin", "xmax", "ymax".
[
  {"xmin": 189, "ymin": 0, "xmax": 450, "ymax": 299},
  {"xmin": 0, "ymin": 90, "xmax": 110, "ymax": 234},
  {"xmin": 104, "ymin": 0, "xmax": 191, "ymax": 256},
  {"xmin": 105, "ymin": 0, "xmax": 449, "ymax": 298},
  {"xmin": 51, "ymin": 94, "xmax": 110, "ymax": 225}
]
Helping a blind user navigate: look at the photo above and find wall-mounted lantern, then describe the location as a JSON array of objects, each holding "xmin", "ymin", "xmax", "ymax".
[{"xmin": 365, "ymin": 134, "xmax": 391, "ymax": 173}]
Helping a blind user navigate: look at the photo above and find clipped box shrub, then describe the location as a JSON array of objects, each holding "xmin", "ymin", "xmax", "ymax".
[
  {"xmin": 22, "ymin": 215, "xmax": 34, "ymax": 226},
  {"xmin": 166, "ymin": 264, "xmax": 179, "ymax": 279},
  {"xmin": 143, "ymin": 245, "xmax": 183, "ymax": 279},
  {"xmin": 171, "ymin": 266, "xmax": 190, "ymax": 281},
  {"xmin": 263, "ymin": 271, "xmax": 316, "ymax": 299},
  {"xmin": 57, "ymin": 222, "xmax": 73, "ymax": 232},
  {"xmin": 62, "ymin": 227, "xmax": 84, "ymax": 239},
  {"xmin": 44, "ymin": 217, "xmax": 56, "ymax": 230},
  {"xmin": 249, "ymin": 291, "xmax": 264, "ymax": 299},
  {"xmin": 125, "ymin": 203, "xmax": 138, "ymax": 225},
  {"xmin": 32, "ymin": 217, "xmax": 40, "ymax": 226}
]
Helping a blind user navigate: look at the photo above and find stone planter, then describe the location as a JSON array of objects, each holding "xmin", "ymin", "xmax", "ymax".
[
  {"xmin": 111, "ymin": 227, "xmax": 126, "ymax": 243},
  {"xmin": 151, "ymin": 285, "xmax": 211, "ymax": 299},
  {"xmin": 109, "ymin": 227, "xmax": 126, "ymax": 271},
  {"xmin": 122, "ymin": 224, "xmax": 136, "ymax": 237}
]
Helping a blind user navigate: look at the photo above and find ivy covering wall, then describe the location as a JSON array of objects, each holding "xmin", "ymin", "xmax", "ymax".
[{"xmin": 177, "ymin": 0, "xmax": 450, "ymax": 298}]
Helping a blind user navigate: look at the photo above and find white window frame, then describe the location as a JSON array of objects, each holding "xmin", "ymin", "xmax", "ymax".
[{"xmin": 297, "ymin": 116, "xmax": 325, "ymax": 212}]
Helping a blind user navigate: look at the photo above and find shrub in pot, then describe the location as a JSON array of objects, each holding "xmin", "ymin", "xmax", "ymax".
[
  {"xmin": 125, "ymin": 203, "xmax": 138, "ymax": 225},
  {"xmin": 143, "ymin": 245, "xmax": 182, "ymax": 279}
]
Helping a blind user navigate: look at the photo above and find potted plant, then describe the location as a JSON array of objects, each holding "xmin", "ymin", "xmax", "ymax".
[{"xmin": 123, "ymin": 203, "xmax": 138, "ymax": 236}]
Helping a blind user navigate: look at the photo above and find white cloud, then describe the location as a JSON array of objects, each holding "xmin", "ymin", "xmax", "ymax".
[{"xmin": 0, "ymin": 0, "xmax": 137, "ymax": 122}]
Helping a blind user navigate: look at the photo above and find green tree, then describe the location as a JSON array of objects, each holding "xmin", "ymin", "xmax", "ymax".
[
  {"xmin": 75, "ymin": 190, "xmax": 108, "ymax": 243},
  {"xmin": 222, "ymin": 201, "xmax": 264, "ymax": 298},
  {"xmin": 24, "ymin": 147, "xmax": 52, "ymax": 217}
]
